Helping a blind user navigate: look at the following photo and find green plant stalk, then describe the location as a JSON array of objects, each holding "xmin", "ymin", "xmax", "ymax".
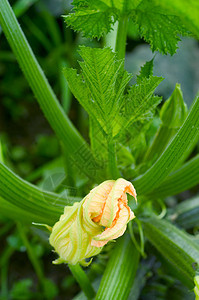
[
  {"xmin": 194, "ymin": 276, "xmax": 199, "ymax": 300},
  {"xmin": 104, "ymin": 20, "xmax": 118, "ymax": 50},
  {"xmin": 167, "ymin": 196, "xmax": 199, "ymax": 229},
  {"xmin": 133, "ymin": 96, "xmax": 199, "ymax": 195},
  {"xmin": 96, "ymin": 235, "xmax": 140, "ymax": 300},
  {"xmin": 150, "ymin": 154, "xmax": 199, "ymax": 198},
  {"xmin": 0, "ymin": 196, "xmax": 46, "ymax": 224},
  {"xmin": 17, "ymin": 223, "xmax": 45, "ymax": 288},
  {"xmin": 115, "ymin": 14, "xmax": 128, "ymax": 60},
  {"xmin": 0, "ymin": 162, "xmax": 79, "ymax": 225},
  {"xmin": 68, "ymin": 264, "xmax": 95, "ymax": 299},
  {"xmin": 0, "ymin": 140, "xmax": 4, "ymax": 163},
  {"xmin": 106, "ymin": 13, "xmax": 129, "ymax": 178},
  {"xmin": 141, "ymin": 217, "xmax": 199, "ymax": 288},
  {"xmin": 128, "ymin": 219, "xmax": 145, "ymax": 257},
  {"xmin": 0, "ymin": 0, "xmax": 97, "ymax": 179},
  {"xmin": 0, "ymin": 245, "xmax": 15, "ymax": 269}
]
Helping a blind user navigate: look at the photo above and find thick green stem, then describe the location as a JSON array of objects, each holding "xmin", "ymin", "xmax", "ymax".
[
  {"xmin": 105, "ymin": 21, "xmax": 118, "ymax": 50},
  {"xmin": 115, "ymin": 14, "xmax": 128, "ymax": 60},
  {"xmin": 96, "ymin": 235, "xmax": 140, "ymax": 300},
  {"xmin": 0, "ymin": 0, "xmax": 97, "ymax": 179},
  {"xmin": 68, "ymin": 264, "xmax": 95, "ymax": 299},
  {"xmin": 107, "ymin": 14, "xmax": 128, "ymax": 179}
]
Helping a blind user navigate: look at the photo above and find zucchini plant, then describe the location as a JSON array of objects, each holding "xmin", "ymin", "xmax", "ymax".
[{"xmin": 0, "ymin": 0, "xmax": 199, "ymax": 299}]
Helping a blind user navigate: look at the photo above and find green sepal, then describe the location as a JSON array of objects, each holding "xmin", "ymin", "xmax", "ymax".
[
  {"xmin": 160, "ymin": 84, "xmax": 188, "ymax": 128},
  {"xmin": 144, "ymin": 84, "xmax": 188, "ymax": 164}
]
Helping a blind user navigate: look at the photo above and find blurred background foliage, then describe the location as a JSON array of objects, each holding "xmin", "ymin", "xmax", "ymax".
[{"xmin": 0, "ymin": 0, "xmax": 199, "ymax": 299}]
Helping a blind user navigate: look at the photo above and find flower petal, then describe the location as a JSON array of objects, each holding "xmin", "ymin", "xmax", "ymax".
[
  {"xmin": 82, "ymin": 180, "xmax": 114, "ymax": 234},
  {"xmin": 100, "ymin": 178, "xmax": 137, "ymax": 227},
  {"xmin": 91, "ymin": 202, "xmax": 135, "ymax": 247}
]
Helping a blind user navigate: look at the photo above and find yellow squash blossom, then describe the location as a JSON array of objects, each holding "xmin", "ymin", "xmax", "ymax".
[{"xmin": 49, "ymin": 178, "xmax": 137, "ymax": 265}]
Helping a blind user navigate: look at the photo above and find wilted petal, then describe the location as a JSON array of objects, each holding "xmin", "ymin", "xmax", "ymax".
[
  {"xmin": 82, "ymin": 180, "xmax": 114, "ymax": 234},
  {"xmin": 91, "ymin": 201, "xmax": 135, "ymax": 247},
  {"xmin": 100, "ymin": 178, "xmax": 137, "ymax": 227}
]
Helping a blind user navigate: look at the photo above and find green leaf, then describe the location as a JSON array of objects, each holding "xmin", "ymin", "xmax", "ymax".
[
  {"xmin": 133, "ymin": 96, "xmax": 199, "ymax": 195},
  {"xmin": 89, "ymin": 117, "xmax": 108, "ymax": 175},
  {"xmin": 64, "ymin": 0, "xmax": 116, "ymax": 39},
  {"xmin": 100, "ymin": 0, "xmax": 142, "ymax": 11},
  {"xmin": 137, "ymin": 58, "xmax": 154, "ymax": 82},
  {"xmin": 150, "ymin": 154, "xmax": 199, "ymax": 198},
  {"xmin": 0, "ymin": 162, "xmax": 79, "ymax": 225},
  {"xmin": 153, "ymin": 0, "xmax": 199, "ymax": 39},
  {"xmin": 117, "ymin": 76, "xmax": 163, "ymax": 137},
  {"xmin": 141, "ymin": 217, "xmax": 199, "ymax": 287},
  {"xmin": 64, "ymin": 0, "xmax": 143, "ymax": 39},
  {"xmin": 0, "ymin": 0, "xmax": 97, "ymax": 180},
  {"xmin": 133, "ymin": 0, "xmax": 189, "ymax": 55},
  {"xmin": 96, "ymin": 235, "xmax": 140, "ymax": 300},
  {"xmin": 64, "ymin": 46, "xmax": 131, "ymax": 134}
]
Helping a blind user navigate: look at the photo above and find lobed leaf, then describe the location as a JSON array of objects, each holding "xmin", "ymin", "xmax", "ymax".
[
  {"xmin": 137, "ymin": 58, "xmax": 154, "ymax": 82},
  {"xmin": 64, "ymin": 46, "xmax": 132, "ymax": 134},
  {"xmin": 116, "ymin": 76, "xmax": 163, "ymax": 137},
  {"xmin": 64, "ymin": 0, "xmax": 143, "ymax": 39},
  {"xmin": 153, "ymin": 0, "xmax": 199, "ymax": 39},
  {"xmin": 133, "ymin": 0, "xmax": 189, "ymax": 55},
  {"xmin": 100, "ymin": 0, "xmax": 142, "ymax": 11},
  {"xmin": 64, "ymin": 0, "xmax": 116, "ymax": 39}
]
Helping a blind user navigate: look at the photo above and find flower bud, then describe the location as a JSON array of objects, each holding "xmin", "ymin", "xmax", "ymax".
[
  {"xmin": 160, "ymin": 83, "xmax": 188, "ymax": 129},
  {"xmin": 49, "ymin": 178, "xmax": 136, "ymax": 265}
]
